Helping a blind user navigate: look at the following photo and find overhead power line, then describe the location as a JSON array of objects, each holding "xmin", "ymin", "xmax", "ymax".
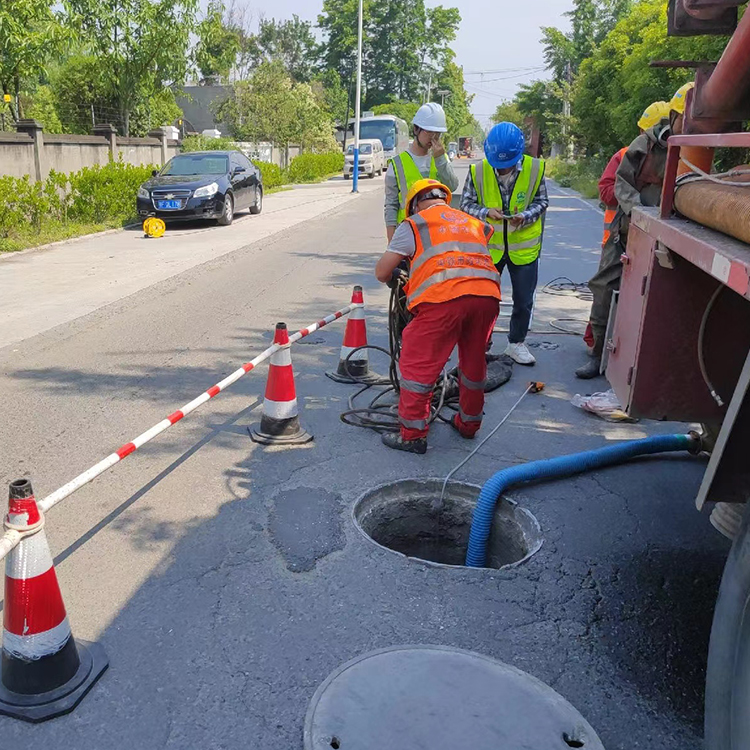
[{"xmin": 464, "ymin": 65, "xmax": 550, "ymax": 75}]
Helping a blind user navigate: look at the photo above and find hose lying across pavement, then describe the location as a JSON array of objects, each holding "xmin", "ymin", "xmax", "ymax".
[{"xmin": 465, "ymin": 432, "xmax": 700, "ymax": 568}]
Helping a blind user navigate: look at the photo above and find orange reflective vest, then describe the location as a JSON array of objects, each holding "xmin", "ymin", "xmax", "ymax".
[
  {"xmin": 601, "ymin": 147, "xmax": 628, "ymax": 248},
  {"xmin": 403, "ymin": 204, "xmax": 501, "ymax": 311}
]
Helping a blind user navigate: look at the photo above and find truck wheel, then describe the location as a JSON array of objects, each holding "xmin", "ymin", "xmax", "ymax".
[{"xmin": 705, "ymin": 501, "xmax": 750, "ymax": 749}]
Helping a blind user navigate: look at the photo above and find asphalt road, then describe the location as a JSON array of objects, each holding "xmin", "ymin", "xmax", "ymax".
[{"xmin": 0, "ymin": 164, "xmax": 730, "ymax": 748}]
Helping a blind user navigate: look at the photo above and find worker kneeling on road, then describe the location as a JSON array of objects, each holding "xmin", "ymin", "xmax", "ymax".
[{"xmin": 375, "ymin": 179, "xmax": 501, "ymax": 455}]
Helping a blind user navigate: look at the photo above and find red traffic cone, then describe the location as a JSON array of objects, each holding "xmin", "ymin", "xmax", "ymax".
[
  {"xmin": 327, "ymin": 286, "xmax": 381, "ymax": 384},
  {"xmin": 0, "ymin": 478, "xmax": 108, "ymax": 722},
  {"xmin": 250, "ymin": 323, "xmax": 313, "ymax": 445}
]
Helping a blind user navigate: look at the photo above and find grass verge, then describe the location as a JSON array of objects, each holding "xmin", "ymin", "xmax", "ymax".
[{"xmin": 0, "ymin": 219, "xmax": 130, "ymax": 254}]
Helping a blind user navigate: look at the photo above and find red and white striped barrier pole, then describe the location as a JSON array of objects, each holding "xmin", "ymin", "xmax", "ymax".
[
  {"xmin": 0, "ymin": 479, "xmax": 108, "ymax": 722},
  {"xmin": 0, "ymin": 299, "xmax": 360, "ymax": 560}
]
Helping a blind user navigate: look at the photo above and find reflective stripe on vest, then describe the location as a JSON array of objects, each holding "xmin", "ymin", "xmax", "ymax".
[
  {"xmin": 391, "ymin": 152, "xmax": 438, "ymax": 225},
  {"xmin": 471, "ymin": 155, "xmax": 545, "ymax": 265},
  {"xmin": 403, "ymin": 204, "xmax": 501, "ymax": 310}
]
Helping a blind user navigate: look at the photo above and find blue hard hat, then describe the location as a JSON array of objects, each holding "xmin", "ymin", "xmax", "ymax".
[{"xmin": 484, "ymin": 122, "xmax": 525, "ymax": 169}]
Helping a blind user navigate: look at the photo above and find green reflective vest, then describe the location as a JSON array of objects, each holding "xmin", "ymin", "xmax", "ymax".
[
  {"xmin": 470, "ymin": 155, "xmax": 545, "ymax": 265},
  {"xmin": 390, "ymin": 151, "xmax": 438, "ymax": 225}
]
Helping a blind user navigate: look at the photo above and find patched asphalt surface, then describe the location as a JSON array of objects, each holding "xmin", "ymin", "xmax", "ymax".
[{"xmin": 0, "ymin": 178, "xmax": 730, "ymax": 749}]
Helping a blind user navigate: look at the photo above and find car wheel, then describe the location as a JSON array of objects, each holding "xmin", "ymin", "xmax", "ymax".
[
  {"xmin": 368, "ymin": 170, "xmax": 375, "ymax": 179},
  {"xmin": 705, "ymin": 500, "xmax": 750, "ymax": 749},
  {"xmin": 217, "ymin": 193, "xmax": 234, "ymax": 226},
  {"xmin": 250, "ymin": 187, "xmax": 263, "ymax": 215},
  {"xmin": 344, "ymin": 173, "xmax": 350, "ymax": 180}
]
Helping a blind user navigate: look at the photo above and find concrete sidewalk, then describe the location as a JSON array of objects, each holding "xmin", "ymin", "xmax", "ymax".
[{"xmin": 0, "ymin": 177, "xmax": 381, "ymax": 349}]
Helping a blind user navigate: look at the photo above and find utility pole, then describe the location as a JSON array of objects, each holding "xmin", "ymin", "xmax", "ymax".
[
  {"xmin": 563, "ymin": 61, "xmax": 573, "ymax": 159},
  {"xmin": 424, "ymin": 70, "xmax": 432, "ymax": 104},
  {"xmin": 352, "ymin": 0, "xmax": 363, "ymax": 194}
]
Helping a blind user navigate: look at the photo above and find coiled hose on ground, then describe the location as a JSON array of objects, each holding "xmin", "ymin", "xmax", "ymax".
[{"xmin": 465, "ymin": 433, "xmax": 701, "ymax": 568}]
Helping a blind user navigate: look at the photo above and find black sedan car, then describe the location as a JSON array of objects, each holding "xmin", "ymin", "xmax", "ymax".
[{"xmin": 137, "ymin": 150, "xmax": 263, "ymax": 226}]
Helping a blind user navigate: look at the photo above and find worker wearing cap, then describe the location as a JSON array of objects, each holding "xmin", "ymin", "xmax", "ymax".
[
  {"xmin": 578, "ymin": 100, "xmax": 670, "ymax": 372},
  {"xmin": 375, "ymin": 179, "xmax": 501, "ymax": 454},
  {"xmin": 576, "ymin": 85, "xmax": 692, "ymax": 379},
  {"xmin": 384, "ymin": 102, "xmax": 459, "ymax": 242},
  {"xmin": 461, "ymin": 122, "xmax": 548, "ymax": 366}
]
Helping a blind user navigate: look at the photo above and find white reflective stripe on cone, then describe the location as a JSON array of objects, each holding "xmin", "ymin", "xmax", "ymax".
[
  {"xmin": 5, "ymin": 529, "xmax": 53, "ymax": 580},
  {"xmin": 2, "ymin": 618, "xmax": 72, "ymax": 660},
  {"xmin": 339, "ymin": 344, "xmax": 368, "ymax": 362},
  {"xmin": 350, "ymin": 306, "xmax": 365, "ymax": 320},
  {"xmin": 269, "ymin": 347, "xmax": 292, "ymax": 367},
  {"xmin": 263, "ymin": 397, "xmax": 299, "ymax": 420}
]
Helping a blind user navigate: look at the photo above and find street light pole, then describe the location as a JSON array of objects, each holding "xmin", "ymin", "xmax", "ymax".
[
  {"xmin": 437, "ymin": 89, "xmax": 451, "ymax": 108},
  {"xmin": 352, "ymin": 0, "xmax": 364, "ymax": 194}
]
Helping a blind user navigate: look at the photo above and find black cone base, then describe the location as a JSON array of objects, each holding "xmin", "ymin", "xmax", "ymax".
[
  {"xmin": 249, "ymin": 414, "xmax": 313, "ymax": 445},
  {"xmin": 0, "ymin": 639, "xmax": 108, "ymax": 723},
  {"xmin": 326, "ymin": 360, "xmax": 383, "ymax": 385}
]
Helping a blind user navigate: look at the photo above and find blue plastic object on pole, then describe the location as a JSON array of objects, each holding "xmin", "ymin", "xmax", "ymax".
[
  {"xmin": 465, "ymin": 433, "xmax": 696, "ymax": 568},
  {"xmin": 352, "ymin": 148, "xmax": 359, "ymax": 193}
]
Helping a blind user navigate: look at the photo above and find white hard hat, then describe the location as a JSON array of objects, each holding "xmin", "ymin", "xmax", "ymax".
[{"xmin": 412, "ymin": 102, "xmax": 448, "ymax": 133}]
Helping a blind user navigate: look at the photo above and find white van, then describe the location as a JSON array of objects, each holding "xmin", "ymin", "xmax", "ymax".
[{"xmin": 344, "ymin": 139, "xmax": 385, "ymax": 180}]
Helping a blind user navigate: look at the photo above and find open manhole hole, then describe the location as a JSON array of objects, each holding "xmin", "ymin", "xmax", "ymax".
[{"xmin": 353, "ymin": 478, "xmax": 542, "ymax": 570}]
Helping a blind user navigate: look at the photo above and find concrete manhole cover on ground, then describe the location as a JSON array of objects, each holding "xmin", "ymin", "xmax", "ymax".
[
  {"xmin": 353, "ymin": 479, "xmax": 542, "ymax": 570},
  {"xmin": 304, "ymin": 645, "xmax": 605, "ymax": 750}
]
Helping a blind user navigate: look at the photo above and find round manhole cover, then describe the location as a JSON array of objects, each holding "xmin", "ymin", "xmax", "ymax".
[
  {"xmin": 353, "ymin": 479, "xmax": 542, "ymax": 570},
  {"xmin": 305, "ymin": 645, "xmax": 604, "ymax": 750}
]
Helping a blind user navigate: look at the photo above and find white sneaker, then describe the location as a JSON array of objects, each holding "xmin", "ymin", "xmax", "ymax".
[{"xmin": 505, "ymin": 342, "xmax": 536, "ymax": 366}]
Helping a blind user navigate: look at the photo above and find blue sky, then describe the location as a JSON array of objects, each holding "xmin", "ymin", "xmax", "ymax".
[{"xmin": 227, "ymin": 0, "xmax": 573, "ymax": 123}]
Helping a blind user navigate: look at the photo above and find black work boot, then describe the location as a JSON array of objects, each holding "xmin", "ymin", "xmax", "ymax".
[
  {"xmin": 575, "ymin": 357, "xmax": 602, "ymax": 379},
  {"xmin": 381, "ymin": 432, "xmax": 427, "ymax": 454}
]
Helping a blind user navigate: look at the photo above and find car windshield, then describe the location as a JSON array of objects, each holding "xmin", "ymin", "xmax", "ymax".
[
  {"xmin": 359, "ymin": 121, "xmax": 396, "ymax": 150},
  {"xmin": 161, "ymin": 154, "xmax": 228, "ymax": 176},
  {"xmin": 347, "ymin": 144, "xmax": 372, "ymax": 155}
]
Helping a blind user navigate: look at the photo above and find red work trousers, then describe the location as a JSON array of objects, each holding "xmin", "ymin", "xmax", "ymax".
[{"xmin": 398, "ymin": 294, "xmax": 500, "ymax": 441}]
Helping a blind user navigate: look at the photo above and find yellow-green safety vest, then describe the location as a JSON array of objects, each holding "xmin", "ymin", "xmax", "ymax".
[
  {"xmin": 390, "ymin": 151, "xmax": 438, "ymax": 225},
  {"xmin": 470, "ymin": 155, "xmax": 545, "ymax": 265}
]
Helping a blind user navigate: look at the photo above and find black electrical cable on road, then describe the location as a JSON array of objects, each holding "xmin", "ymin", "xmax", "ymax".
[
  {"xmin": 494, "ymin": 276, "xmax": 592, "ymax": 337},
  {"xmin": 339, "ymin": 275, "xmax": 466, "ymax": 433}
]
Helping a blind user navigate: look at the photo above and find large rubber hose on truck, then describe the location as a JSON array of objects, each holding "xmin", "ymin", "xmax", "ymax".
[
  {"xmin": 674, "ymin": 172, "xmax": 750, "ymax": 246},
  {"xmin": 465, "ymin": 433, "xmax": 700, "ymax": 568},
  {"xmin": 705, "ymin": 501, "xmax": 750, "ymax": 749}
]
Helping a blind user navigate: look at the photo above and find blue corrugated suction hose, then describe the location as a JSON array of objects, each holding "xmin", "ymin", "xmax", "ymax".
[{"xmin": 465, "ymin": 433, "xmax": 698, "ymax": 568}]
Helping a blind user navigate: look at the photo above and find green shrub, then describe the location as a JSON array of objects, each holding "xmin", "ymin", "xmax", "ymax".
[
  {"xmin": 545, "ymin": 156, "xmax": 607, "ymax": 199},
  {"xmin": 68, "ymin": 162, "xmax": 154, "ymax": 223},
  {"xmin": 286, "ymin": 151, "xmax": 344, "ymax": 183},
  {"xmin": 0, "ymin": 161, "xmax": 154, "ymax": 251},
  {"xmin": 181, "ymin": 134, "xmax": 236, "ymax": 152},
  {"xmin": 255, "ymin": 161, "xmax": 283, "ymax": 189}
]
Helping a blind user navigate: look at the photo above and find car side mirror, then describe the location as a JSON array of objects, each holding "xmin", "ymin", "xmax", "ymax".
[
  {"xmin": 233, "ymin": 166, "xmax": 246, "ymax": 175},
  {"xmin": 151, "ymin": 169, "xmax": 158, "ymax": 177}
]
